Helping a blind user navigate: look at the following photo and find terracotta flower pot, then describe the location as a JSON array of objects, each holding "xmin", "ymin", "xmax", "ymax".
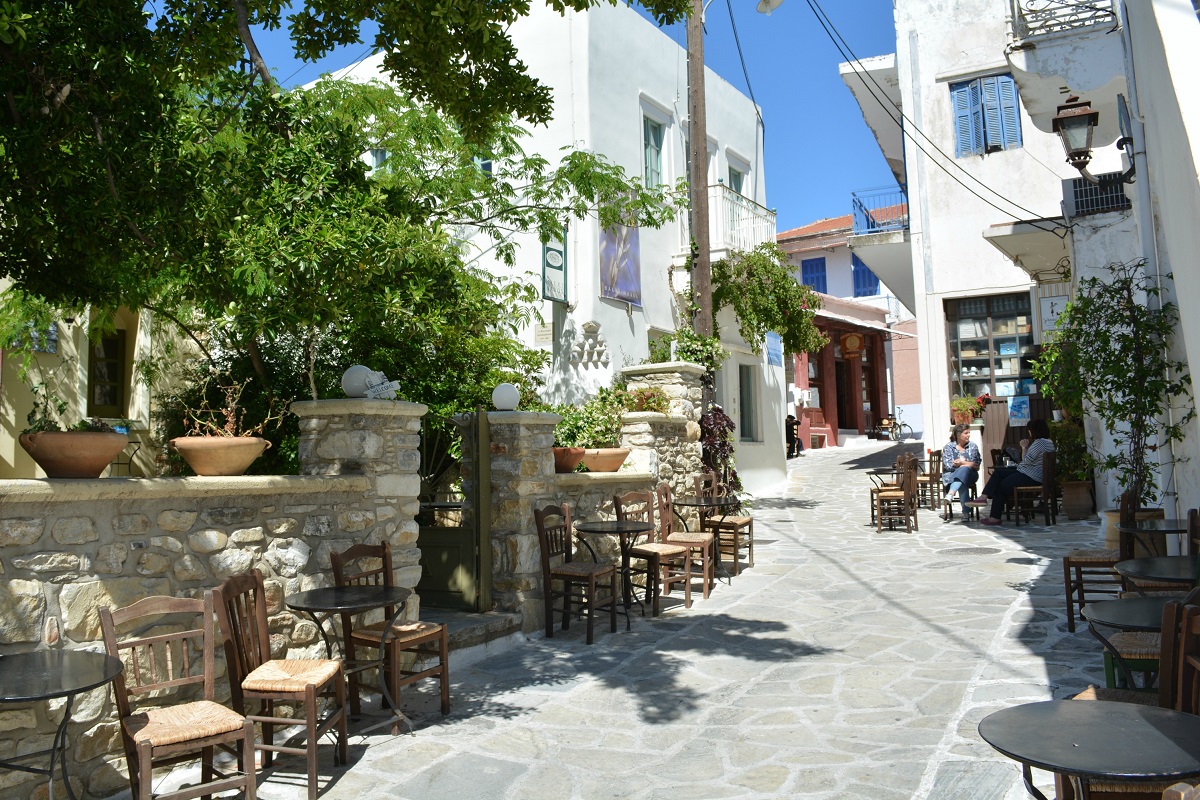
[
  {"xmin": 19, "ymin": 431, "xmax": 129, "ymax": 478},
  {"xmin": 171, "ymin": 436, "xmax": 270, "ymax": 476},
  {"xmin": 579, "ymin": 447, "xmax": 630, "ymax": 472},
  {"xmin": 1060, "ymin": 480, "xmax": 1095, "ymax": 520},
  {"xmin": 952, "ymin": 410, "xmax": 975, "ymax": 426},
  {"xmin": 552, "ymin": 446, "xmax": 586, "ymax": 473}
]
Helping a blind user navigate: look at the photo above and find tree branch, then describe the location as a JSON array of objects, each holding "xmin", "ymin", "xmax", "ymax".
[
  {"xmin": 91, "ymin": 114, "xmax": 161, "ymax": 252},
  {"xmin": 232, "ymin": 0, "xmax": 275, "ymax": 92},
  {"xmin": 144, "ymin": 304, "xmax": 216, "ymax": 366}
]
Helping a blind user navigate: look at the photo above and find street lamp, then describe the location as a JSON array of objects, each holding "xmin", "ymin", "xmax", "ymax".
[
  {"xmin": 1051, "ymin": 96, "xmax": 1135, "ymax": 185},
  {"xmin": 687, "ymin": 0, "xmax": 780, "ymax": 337}
]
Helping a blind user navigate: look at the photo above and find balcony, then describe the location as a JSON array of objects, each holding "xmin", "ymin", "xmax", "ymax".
[
  {"xmin": 677, "ymin": 183, "xmax": 776, "ymax": 260},
  {"xmin": 851, "ymin": 187, "xmax": 908, "ymax": 235},
  {"xmin": 1008, "ymin": 0, "xmax": 1116, "ymax": 42}
]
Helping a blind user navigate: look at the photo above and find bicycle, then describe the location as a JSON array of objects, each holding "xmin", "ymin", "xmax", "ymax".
[{"xmin": 875, "ymin": 411, "xmax": 914, "ymax": 442}]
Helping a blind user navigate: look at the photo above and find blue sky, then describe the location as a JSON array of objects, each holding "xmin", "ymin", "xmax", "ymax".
[{"xmin": 252, "ymin": 1, "xmax": 898, "ymax": 233}]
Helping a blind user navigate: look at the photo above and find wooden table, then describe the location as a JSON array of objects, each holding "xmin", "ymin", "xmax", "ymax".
[{"xmin": 574, "ymin": 518, "xmax": 654, "ymax": 623}]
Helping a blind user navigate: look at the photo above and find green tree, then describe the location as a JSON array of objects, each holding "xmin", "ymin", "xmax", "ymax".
[{"xmin": 712, "ymin": 242, "xmax": 828, "ymax": 356}]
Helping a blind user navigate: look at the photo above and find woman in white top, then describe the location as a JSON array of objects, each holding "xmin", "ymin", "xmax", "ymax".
[{"xmin": 972, "ymin": 418, "xmax": 1055, "ymax": 526}]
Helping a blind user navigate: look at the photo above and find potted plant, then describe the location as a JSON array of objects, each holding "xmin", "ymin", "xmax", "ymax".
[
  {"xmin": 170, "ymin": 375, "xmax": 277, "ymax": 476},
  {"xmin": 1049, "ymin": 420, "xmax": 1095, "ymax": 519},
  {"xmin": 1035, "ymin": 259, "xmax": 1194, "ymax": 518},
  {"xmin": 17, "ymin": 359, "xmax": 129, "ymax": 478},
  {"xmin": 950, "ymin": 396, "xmax": 981, "ymax": 426},
  {"xmin": 553, "ymin": 387, "xmax": 630, "ymax": 472}
]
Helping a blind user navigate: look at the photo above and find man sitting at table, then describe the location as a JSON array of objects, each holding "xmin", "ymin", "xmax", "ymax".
[{"xmin": 942, "ymin": 423, "xmax": 981, "ymax": 517}]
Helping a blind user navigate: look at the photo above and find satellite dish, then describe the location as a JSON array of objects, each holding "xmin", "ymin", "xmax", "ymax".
[{"xmin": 756, "ymin": 0, "xmax": 784, "ymax": 14}]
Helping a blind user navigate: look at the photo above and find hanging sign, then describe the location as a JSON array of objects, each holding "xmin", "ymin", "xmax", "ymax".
[
  {"xmin": 840, "ymin": 332, "xmax": 864, "ymax": 356},
  {"xmin": 1009, "ymin": 395, "xmax": 1031, "ymax": 427},
  {"xmin": 543, "ymin": 228, "xmax": 568, "ymax": 303},
  {"xmin": 765, "ymin": 332, "xmax": 783, "ymax": 367}
]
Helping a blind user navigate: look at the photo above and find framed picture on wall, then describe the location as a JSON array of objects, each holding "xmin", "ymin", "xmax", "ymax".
[{"xmin": 1040, "ymin": 295, "xmax": 1067, "ymax": 332}]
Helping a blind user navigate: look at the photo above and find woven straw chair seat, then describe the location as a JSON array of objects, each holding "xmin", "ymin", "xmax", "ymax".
[
  {"xmin": 1119, "ymin": 590, "xmax": 1188, "ymax": 599},
  {"xmin": 631, "ymin": 542, "xmax": 688, "ymax": 557},
  {"xmin": 242, "ymin": 658, "xmax": 342, "ymax": 693},
  {"xmin": 1087, "ymin": 779, "xmax": 1174, "ymax": 794},
  {"xmin": 125, "ymin": 700, "xmax": 246, "ymax": 747},
  {"xmin": 551, "ymin": 561, "xmax": 615, "ymax": 578},
  {"xmin": 666, "ymin": 532, "xmax": 715, "ymax": 546},
  {"xmin": 1071, "ymin": 685, "xmax": 1158, "ymax": 705},
  {"xmin": 351, "ymin": 620, "xmax": 443, "ymax": 646},
  {"xmin": 702, "ymin": 515, "xmax": 752, "ymax": 527},
  {"xmin": 1108, "ymin": 631, "xmax": 1161, "ymax": 659},
  {"xmin": 1068, "ymin": 548, "xmax": 1120, "ymax": 562}
]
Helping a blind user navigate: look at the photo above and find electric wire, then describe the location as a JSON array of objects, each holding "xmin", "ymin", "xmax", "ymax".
[
  {"xmin": 724, "ymin": 0, "xmax": 765, "ymax": 133},
  {"xmin": 804, "ymin": 0, "xmax": 1069, "ymax": 237}
]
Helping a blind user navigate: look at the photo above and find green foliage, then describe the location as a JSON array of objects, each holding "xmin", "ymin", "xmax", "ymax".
[
  {"xmin": 69, "ymin": 418, "xmax": 119, "ymax": 433},
  {"xmin": 646, "ymin": 327, "xmax": 729, "ymax": 374},
  {"xmin": 625, "ymin": 387, "xmax": 669, "ymax": 414},
  {"xmin": 1049, "ymin": 420, "xmax": 1093, "ymax": 483},
  {"xmin": 1031, "ymin": 337, "xmax": 1086, "ymax": 419},
  {"xmin": 950, "ymin": 396, "xmax": 981, "ymax": 416},
  {"xmin": 553, "ymin": 387, "xmax": 627, "ymax": 448},
  {"xmin": 712, "ymin": 243, "xmax": 829, "ymax": 356},
  {"xmin": 1039, "ymin": 260, "xmax": 1194, "ymax": 507}
]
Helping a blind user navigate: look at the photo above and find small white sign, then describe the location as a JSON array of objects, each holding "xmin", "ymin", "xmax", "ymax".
[
  {"xmin": 533, "ymin": 323, "xmax": 554, "ymax": 345},
  {"xmin": 365, "ymin": 380, "xmax": 403, "ymax": 399}
]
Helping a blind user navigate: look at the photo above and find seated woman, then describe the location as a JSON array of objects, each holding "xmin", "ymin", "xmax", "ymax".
[
  {"xmin": 942, "ymin": 423, "xmax": 981, "ymax": 516},
  {"xmin": 970, "ymin": 418, "xmax": 1055, "ymax": 526}
]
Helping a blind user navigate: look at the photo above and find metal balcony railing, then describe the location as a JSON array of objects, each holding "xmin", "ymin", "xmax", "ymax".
[
  {"xmin": 851, "ymin": 187, "xmax": 909, "ymax": 235},
  {"xmin": 1008, "ymin": 0, "xmax": 1116, "ymax": 40},
  {"xmin": 679, "ymin": 183, "xmax": 777, "ymax": 255}
]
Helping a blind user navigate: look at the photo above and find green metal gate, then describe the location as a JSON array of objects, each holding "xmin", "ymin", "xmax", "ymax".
[{"xmin": 415, "ymin": 410, "xmax": 491, "ymax": 611}]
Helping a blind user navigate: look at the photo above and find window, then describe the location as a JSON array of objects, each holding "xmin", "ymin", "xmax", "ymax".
[
  {"xmin": 738, "ymin": 364, "xmax": 759, "ymax": 442},
  {"xmin": 643, "ymin": 116, "xmax": 664, "ymax": 187},
  {"xmin": 368, "ymin": 149, "xmax": 389, "ymax": 173},
  {"xmin": 852, "ymin": 254, "xmax": 880, "ymax": 297},
  {"xmin": 727, "ymin": 166, "xmax": 744, "ymax": 195},
  {"xmin": 88, "ymin": 330, "xmax": 127, "ymax": 418},
  {"xmin": 801, "ymin": 257, "xmax": 827, "ymax": 294},
  {"xmin": 472, "ymin": 155, "xmax": 493, "ymax": 175},
  {"xmin": 946, "ymin": 293, "xmax": 1036, "ymax": 400},
  {"xmin": 950, "ymin": 74, "xmax": 1022, "ymax": 157}
]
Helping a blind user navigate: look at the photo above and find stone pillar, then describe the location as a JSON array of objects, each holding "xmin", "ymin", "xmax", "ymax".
[
  {"xmin": 291, "ymin": 398, "xmax": 426, "ymax": 591},
  {"xmin": 820, "ymin": 343, "xmax": 840, "ymax": 445},
  {"xmin": 486, "ymin": 411, "xmax": 559, "ymax": 631},
  {"xmin": 620, "ymin": 361, "xmax": 705, "ymax": 496}
]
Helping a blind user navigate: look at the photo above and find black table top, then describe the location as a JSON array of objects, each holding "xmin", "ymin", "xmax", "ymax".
[
  {"xmin": 979, "ymin": 700, "xmax": 1200, "ymax": 782},
  {"xmin": 286, "ymin": 585, "xmax": 412, "ymax": 614},
  {"xmin": 673, "ymin": 496, "xmax": 739, "ymax": 509},
  {"xmin": 1118, "ymin": 518, "xmax": 1191, "ymax": 534},
  {"xmin": 574, "ymin": 520, "xmax": 655, "ymax": 535},
  {"xmin": 1116, "ymin": 556, "xmax": 1199, "ymax": 584},
  {"xmin": 1082, "ymin": 596, "xmax": 1175, "ymax": 632},
  {"xmin": 0, "ymin": 651, "xmax": 123, "ymax": 703}
]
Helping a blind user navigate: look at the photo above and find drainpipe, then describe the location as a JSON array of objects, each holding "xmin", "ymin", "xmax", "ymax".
[{"xmin": 1117, "ymin": 0, "xmax": 1179, "ymax": 517}]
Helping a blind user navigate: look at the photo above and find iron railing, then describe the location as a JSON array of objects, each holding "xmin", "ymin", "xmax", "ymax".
[
  {"xmin": 679, "ymin": 184, "xmax": 776, "ymax": 254},
  {"xmin": 851, "ymin": 187, "xmax": 909, "ymax": 235},
  {"xmin": 1009, "ymin": 0, "xmax": 1116, "ymax": 40}
]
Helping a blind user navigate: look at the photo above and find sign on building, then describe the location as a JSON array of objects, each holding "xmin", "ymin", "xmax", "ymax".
[{"xmin": 543, "ymin": 229, "xmax": 568, "ymax": 303}]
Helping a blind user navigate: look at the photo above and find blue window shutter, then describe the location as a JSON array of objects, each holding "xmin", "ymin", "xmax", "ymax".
[
  {"xmin": 981, "ymin": 76, "xmax": 1003, "ymax": 151},
  {"xmin": 951, "ymin": 81, "xmax": 981, "ymax": 157},
  {"xmin": 801, "ymin": 257, "xmax": 827, "ymax": 294},
  {"xmin": 852, "ymin": 254, "xmax": 880, "ymax": 297},
  {"xmin": 997, "ymin": 74, "xmax": 1022, "ymax": 149}
]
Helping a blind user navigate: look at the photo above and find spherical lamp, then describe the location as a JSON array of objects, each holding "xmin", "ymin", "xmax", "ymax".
[
  {"xmin": 491, "ymin": 383, "xmax": 520, "ymax": 411},
  {"xmin": 341, "ymin": 365, "xmax": 373, "ymax": 398}
]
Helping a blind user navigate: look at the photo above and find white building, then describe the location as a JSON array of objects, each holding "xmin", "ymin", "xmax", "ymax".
[
  {"xmin": 331, "ymin": 4, "xmax": 786, "ymax": 491},
  {"xmin": 841, "ymin": 0, "xmax": 1200, "ymax": 512}
]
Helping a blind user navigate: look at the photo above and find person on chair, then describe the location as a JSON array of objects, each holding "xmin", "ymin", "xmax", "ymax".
[
  {"xmin": 785, "ymin": 414, "xmax": 800, "ymax": 458},
  {"xmin": 971, "ymin": 418, "xmax": 1056, "ymax": 526},
  {"xmin": 942, "ymin": 424, "xmax": 981, "ymax": 517}
]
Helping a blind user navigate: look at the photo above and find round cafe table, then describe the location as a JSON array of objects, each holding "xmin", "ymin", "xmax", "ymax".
[
  {"xmin": 574, "ymin": 519, "xmax": 654, "ymax": 624},
  {"xmin": 0, "ymin": 650, "xmax": 124, "ymax": 800},
  {"xmin": 1117, "ymin": 518, "xmax": 1192, "ymax": 560},
  {"xmin": 1115, "ymin": 556, "xmax": 1199, "ymax": 594}
]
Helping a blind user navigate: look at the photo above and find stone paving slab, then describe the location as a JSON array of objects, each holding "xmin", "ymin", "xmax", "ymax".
[{"xmin": 228, "ymin": 442, "xmax": 1116, "ymax": 799}]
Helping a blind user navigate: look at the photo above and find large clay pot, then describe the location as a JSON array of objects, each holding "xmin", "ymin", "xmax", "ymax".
[
  {"xmin": 579, "ymin": 447, "xmax": 630, "ymax": 473},
  {"xmin": 171, "ymin": 436, "xmax": 270, "ymax": 476},
  {"xmin": 552, "ymin": 446, "xmax": 586, "ymax": 473},
  {"xmin": 1103, "ymin": 506, "xmax": 1166, "ymax": 552},
  {"xmin": 19, "ymin": 431, "xmax": 129, "ymax": 478},
  {"xmin": 952, "ymin": 410, "xmax": 975, "ymax": 425},
  {"xmin": 1060, "ymin": 480, "xmax": 1095, "ymax": 520}
]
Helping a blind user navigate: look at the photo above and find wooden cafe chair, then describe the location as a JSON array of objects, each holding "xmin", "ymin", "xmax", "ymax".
[
  {"xmin": 658, "ymin": 482, "xmax": 715, "ymax": 601},
  {"xmin": 1012, "ymin": 451, "xmax": 1058, "ymax": 526},
  {"xmin": 875, "ymin": 455, "xmax": 919, "ymax": 533},
  {"xmin": 214, "ymin": 570, "xmax": 348, "ymax": 800},
  {"xmin": 694, "ymin": 473, "xmax": 754, "ymax": 576},
  {"xmin": 331, "ymin": 542, "xmax": 450, "ymax": 724},
  {"xmin": 615, "ymin": 489, "xmax": 689, "ymax": 615},
  {"xmin": 869, "ymin": 453, "xmax": 909, "ymax": 526},
  {"xmin": 534, "ymin": 502, "xmax": 618, "ymax": 644},
  {"xmin": 99, "ymin": 592, "xmax": 257, "ymax": 800}
]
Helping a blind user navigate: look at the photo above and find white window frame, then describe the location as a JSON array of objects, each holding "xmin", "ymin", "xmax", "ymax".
[
  {"xmin": 726, "ymin": 149, "xmax": 751, "ymax": 196},
  {"xmin": 738, "ymin": 363, "xmax": 760, "ymax": 443},
  {"xmin": 640, "ymin": 97, "xmax": 672, "ymax": 188}
]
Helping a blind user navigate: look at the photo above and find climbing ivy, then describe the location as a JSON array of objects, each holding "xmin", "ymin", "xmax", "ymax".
[{"xmin": 712, "ymin": 243, "xmax": 828, "ymax": 356}]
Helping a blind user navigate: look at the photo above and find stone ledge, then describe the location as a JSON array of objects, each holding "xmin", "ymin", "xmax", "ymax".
[
  {"xmin": 622, "ymin": 412, "xmax": 691, "ymax": 424},
  {"xmin": 0, "ymin": 475, "xmax": 372, "ymax": 502},
  {"xmin": 290, "ymin": 398, "xmax": 428, "ymax": 418},
  {"xmin": 556, "ymin": 471, "xmax": 655, "ymax": 489},
  {"xmin": 620, "ymin": 361, "xmax": 706, "ymax": 378},
  {"xmin": 486, "ymin": 411, "xmax": 561, "ymax": 424}
]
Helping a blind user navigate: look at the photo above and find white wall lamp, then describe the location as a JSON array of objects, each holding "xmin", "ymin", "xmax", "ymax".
[{"xmin": 1051, "ymin": 96, "xmax": 1135, "ymax": 185}]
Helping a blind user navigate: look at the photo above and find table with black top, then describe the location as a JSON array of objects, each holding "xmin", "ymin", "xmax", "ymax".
[
  {"xmin": 286, "ymin": 585, "xmax": 413, "ymax": 733},
  {"xmin": 574, "ymin": 519, "xmax": 655, "ymax": 623},
  {"xmin": 673, "ymin": 495, "xmax": 740, "ymax": 580},
  {"xmin": 979, "ymin": 700, "xmax": 1200, "ymax": 800},
  {"xmin": 1115, "ymin": 556, "xmax": 1199, "ymax": 594},
  {"xmin": 0, "ymin": 650, "xmax": 123, "ymax": 800},
  {"xmin": 1117, "ymin": 518, "xmax": 1192, "ymax": 560},
  {"xmin": 1082, "ymin": 595, "xmax": 1176, "ymax": 689}
]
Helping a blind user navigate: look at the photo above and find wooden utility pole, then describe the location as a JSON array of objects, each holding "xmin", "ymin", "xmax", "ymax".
[{"xmin": 687, "ymin": 0, "xmax": 713, "ymax": 337}]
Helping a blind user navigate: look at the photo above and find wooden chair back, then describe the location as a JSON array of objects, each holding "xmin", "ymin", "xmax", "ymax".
[
  {"xmin": 332, "ymin": 542, "xmax": 398, "ymax": 609},
  {"xmin": 1040, "ymin": 451, "xmax": 1057, "ymax": 497},
  {"xmin": 1176, "ymin": 603, "xmax": 1200, "ymax": 715},
  {"xmin": 100, "ymin": 593, "xmax": 216, "ymax": 721},
  {"xmin": 534, "ymin": 503, "xmax": 576, "ymax": 573},
  {"xmin": 655, "ymin": 482, "xmax": 676, "ymax": 539},
  {"xmin": 1188, "ymin": 508, "xmax": 1199, "ymax": 555},
  {"xmin": 1119, "ymin": 491, "xmax": 1135, "ymax": 525},
  {"xmin": 926, "ymin": 450, "xmax": 942, "ymax": 481},
  {"xmin": 990, "ymin": 448, "xmax": 1005, "ymax": 471},
  {"xmin": 213, "ymin": 570, "xmax": 273, "ymax": 708},
  {"xmin": 694, "ymin": 472, "xmax": 718, "ymax": 499},
  {"xmin": 615, "ymin": 491, "xmax": 656, "ymax": 541}
]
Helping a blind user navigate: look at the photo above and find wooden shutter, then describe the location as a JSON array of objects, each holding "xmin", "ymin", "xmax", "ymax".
[
  {"xmin": 997, "ymin": 74, "xmax": 1022, "ymax": 149},
  {"xmin": 951, "ymin": 81, "xmax": 981, "ymax": 157},
  {"xmin": 981, "ymin": 76, "xmax": 1003, "ymax": 151},
  {"xmin": 801, "ymin": 257, "xmax": 827, "ymax": 294}
]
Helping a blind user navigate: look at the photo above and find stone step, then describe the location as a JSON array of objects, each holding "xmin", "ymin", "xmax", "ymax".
[{"xmin": 419, "ymin": 609, "xmax": 525, "ymax": 669}]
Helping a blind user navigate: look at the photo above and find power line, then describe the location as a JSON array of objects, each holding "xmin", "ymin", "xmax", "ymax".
[
  {"xmin": 724, "ymin": 0, "xmax": 764, "ymax": 133},
  {"xmin": 804, "ymin": 0, "xmax": 1069, "ymax": 238}
]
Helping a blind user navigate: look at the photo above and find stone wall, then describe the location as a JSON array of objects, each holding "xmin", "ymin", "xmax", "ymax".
[{"xmin": 0, "ymin": 399, "xmax": 425, "ymax": 798}]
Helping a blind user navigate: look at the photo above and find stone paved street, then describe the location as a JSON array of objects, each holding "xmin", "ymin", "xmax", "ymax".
[{"xmin": 259, "ymin": 441, "xmax": 1116, "ymax": 800}]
